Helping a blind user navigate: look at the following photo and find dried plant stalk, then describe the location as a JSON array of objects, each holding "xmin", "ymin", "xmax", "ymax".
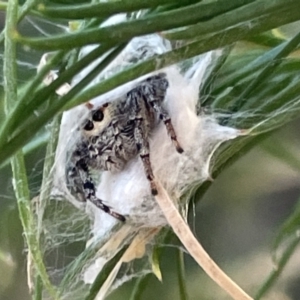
[{"xmin": 155, "ymin": 182, "xmax": 253, "ymax": 300}]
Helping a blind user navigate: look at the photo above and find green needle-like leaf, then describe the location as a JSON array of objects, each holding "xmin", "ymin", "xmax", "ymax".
[
  {"xmin": 15, "ymin": 0, "xmax": 255, "ymax": 50},
  {"xmin": 37, "ymin": 0, "xmax": 196, "ymax": 20}
]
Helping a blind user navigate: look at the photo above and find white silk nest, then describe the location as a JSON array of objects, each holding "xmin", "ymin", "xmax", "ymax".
[{"xmin": 52, "ymin": 28, "xmax": 243, "ymax": 298}]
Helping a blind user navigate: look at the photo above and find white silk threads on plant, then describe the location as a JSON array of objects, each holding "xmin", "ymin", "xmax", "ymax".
[{"xmin": 51, "ymin": 33, "xmax": 243, "ymax": 298}]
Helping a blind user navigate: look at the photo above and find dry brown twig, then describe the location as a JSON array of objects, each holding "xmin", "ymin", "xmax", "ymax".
[{"xmin": 155, "ymin": 181, "xmax": 253, "ymax": 300}]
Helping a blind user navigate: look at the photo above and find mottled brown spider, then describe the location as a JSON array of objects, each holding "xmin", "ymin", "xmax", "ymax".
[{"xmin": 66, "ymin": 73, "xmax": 183, "ymax": 221}]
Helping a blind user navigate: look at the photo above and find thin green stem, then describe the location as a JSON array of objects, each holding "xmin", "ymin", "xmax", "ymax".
[
  {"xmin": 33, "ymin": 275, "xmax": 43, "ymax": 300},
  {"xmin": 246, "ymin": 33, "xmax": 285, "ymax": 48},
  {"xmin": 3, "ymin": 1, "xmax": 58, "ymax": 299},
  {"xmin": 37, "ymin": 0, "xmax": 194, "ymax": 19},
  {"xmin": 15, "ymin": 0, "xmax": 255, "ymax": 50},
  {"xmin": 3, "ymin": 1, "xmax": 18, "ymax": 115},
  {"xmin": 19, "ymin": 0, "xmax": 40, "ymax": 20},
  {"xmin": 272, "ymin": 198, "xmax": 300, "ymax": 252},
  {"xmin": 165, "ymin": 0, "xmax": 298, "ymax": 40},
  {"xmin": 177, "ymin": 249, "xmax": 189, "ymax": 300},
  {"xmin": 255, "ymin": 237, "xmax": 300, "ymax": 300},
  {"xmin": 0, "ymin": 0, "xmax": 41, "ymax": 45}
]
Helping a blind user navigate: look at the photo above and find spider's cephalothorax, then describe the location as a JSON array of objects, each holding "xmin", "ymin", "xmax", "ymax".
[{"xmin": 66, "ymin": 73, "xmax": 183, "ymax": 221}]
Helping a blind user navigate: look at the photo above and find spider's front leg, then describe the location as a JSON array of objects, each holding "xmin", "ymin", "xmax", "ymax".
[
  {"xmin": 134, "ymin": 118, "xmax": 158, "ymax": 195},
  {"xmin": 83, "ymin": 179, "xmax": 126, "ymax": 222},
  {"xmin": 68, "ymin": 156, "xmax": 125, "ymax": 222}
]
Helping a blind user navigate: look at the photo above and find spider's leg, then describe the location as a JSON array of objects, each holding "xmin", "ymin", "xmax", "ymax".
[
  {"xmin": 151, "ymin": 101, "xmax": 183, "ymax": 153},
  {"xmin": 83, "ymin": 180, "xmax": 125, "ymax": 221},
  {"xmin": 85, "ymin": 181, "xmax": 126, "ymax": 222},
  {"xmin": 134, "ymin": 118, "xmax": 158, "ymax": 195},
  {"xmin": 68, "ymin": 156, "xmax": 125, "ymax": 221}
]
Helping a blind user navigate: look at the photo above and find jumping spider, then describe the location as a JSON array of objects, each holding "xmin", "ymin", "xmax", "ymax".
[{"xmin": 66, "ymin": 73, "xmax": 183, "ymax": 222}]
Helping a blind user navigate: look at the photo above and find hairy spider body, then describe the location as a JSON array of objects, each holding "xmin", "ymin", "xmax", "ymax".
[{"xmin": 66, "ymin": 73, "xmax": 183, "ymax": 221}]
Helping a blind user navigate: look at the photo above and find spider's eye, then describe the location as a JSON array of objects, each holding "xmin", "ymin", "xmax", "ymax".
[
  {"xmin": 92, "ymin": 110, "xmax": 104, "ymax": 122},
  {"xmin": 83, "ymin": 120, "xmax": 94, "ymax": 131}
]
